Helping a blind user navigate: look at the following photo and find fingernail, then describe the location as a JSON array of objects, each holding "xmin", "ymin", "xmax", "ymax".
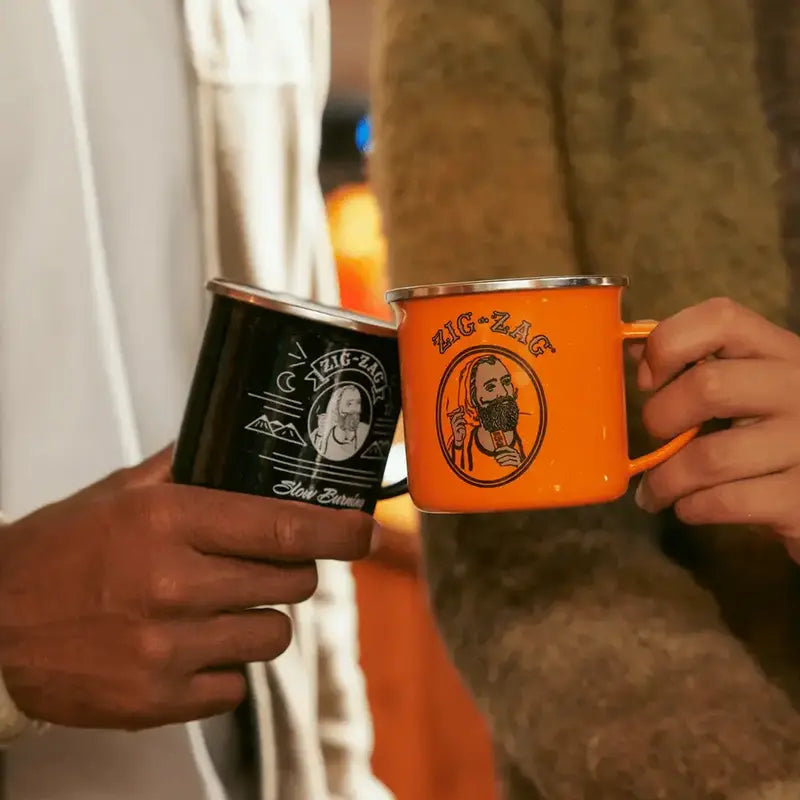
[
  {"xmin": 634, "ymin": 478, "xmax": 655, "ymax": 513},
  {"xmin": 370, "ymin": 521, "xmax": 383, "ymax": 555}
]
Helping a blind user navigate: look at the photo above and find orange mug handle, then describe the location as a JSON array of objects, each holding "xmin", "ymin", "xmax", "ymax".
[{"xmin": 622, "ymin": 321, "xmax": 700, "ymax": 477}]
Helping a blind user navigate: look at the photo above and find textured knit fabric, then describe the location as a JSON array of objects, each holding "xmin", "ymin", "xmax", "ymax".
[{"xmin": 372, "ymin": 0, "xmax": 800, "ymax": 797}]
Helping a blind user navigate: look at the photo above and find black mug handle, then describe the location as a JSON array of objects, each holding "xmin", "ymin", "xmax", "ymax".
[
  {"xmin": 378, "ymin": 442, "xmax": 409, "ymax": 500},
  {"xmin": 378, "ymin": 477, "xmax": 409, "ymax": 501}
]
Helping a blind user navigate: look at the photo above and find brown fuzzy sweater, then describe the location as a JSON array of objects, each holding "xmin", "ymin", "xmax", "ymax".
[{"xmin": 371, "ymin": 0, "xmax": 800, "ymax": 797}]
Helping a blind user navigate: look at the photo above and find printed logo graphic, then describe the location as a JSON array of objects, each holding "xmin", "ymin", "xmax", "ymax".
[
  {"xmin": 240, "ymin": 335, "xmax": 398, "ymax": 511},
  {"xmin": 361, "ymin": 439, "xmax": 392, "ymax": 461},
  {"xmin": 245, "ymin": 415, "xmax": 307, "ymax": 446},
  {"xmin": 436, "ymin": 345, "xmax": 547, "ymax": 487},
  {"xmin": 308, "ymin": 382, "xmax": 373, "ymax": 462},
  {"xmin": 246, "ymin": 341, "xmax": 393, "ymax": 470}
]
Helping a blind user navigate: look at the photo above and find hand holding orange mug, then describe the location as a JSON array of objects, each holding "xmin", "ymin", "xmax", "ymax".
[{"xmin": 386, "ymin": 276, "xmax": 698, "ymax": 513}]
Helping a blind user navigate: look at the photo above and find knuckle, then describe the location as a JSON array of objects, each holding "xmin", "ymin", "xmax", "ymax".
[
  {"xmin": 692, "ymin": 437, "xmax": 729, "ymax": 483},
  {"xmin": 126, "ymin": 484, "xmax": 175, "ymax": 537},
  {"xmin": 271, "ymin": 508, "xmax": 304, "ymax": 555},
  {"xmin": 703, "ymin": 296, "xmax": 741, "ymax": 330},
  {"xmin": 339, "ymin": 511, "xmax": 372, "ymax": 555},
  {"xmin": 134, "ymin": 624, "xmax": 177, "ymax": 671},
  {"xmin": 145, "ymin": 567, "xmax": 185, "ymax": 613},
  {"xmin": 691, "ymin": 361, "xmax": 727, "ymax": 411}
]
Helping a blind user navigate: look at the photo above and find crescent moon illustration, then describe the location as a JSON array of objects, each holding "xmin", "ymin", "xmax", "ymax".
[{"xmin": 276, "ymin": 371, "xmax": 296, "ymax": 393}]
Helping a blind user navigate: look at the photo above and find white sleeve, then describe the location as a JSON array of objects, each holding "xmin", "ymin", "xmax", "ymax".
[{"xmin": 314, "ymin": 560, "xmax": 394, "ymax": 800}]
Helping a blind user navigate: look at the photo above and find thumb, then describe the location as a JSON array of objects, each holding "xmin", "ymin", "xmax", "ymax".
[
  {"xmin": 130, "ymin": 445, "xmax": 175, "ymax": 485},
  {"xmin": 103, "ymin": 445, "xmax": 174, "ymax": 493},
  {"xmin": 65, "ymin": 445, "xmax": 174, "ymax": 505}
]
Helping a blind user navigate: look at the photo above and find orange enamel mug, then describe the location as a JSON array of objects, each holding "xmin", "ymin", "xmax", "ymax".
[{"xmin": 385, "ymin": 276, "xmax": 698, "ymax": 513}]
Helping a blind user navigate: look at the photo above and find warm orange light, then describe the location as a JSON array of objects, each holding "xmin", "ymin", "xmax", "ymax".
[{"xmin": 326, "ymin": 183, "xmax": 392, "ymax": 322}]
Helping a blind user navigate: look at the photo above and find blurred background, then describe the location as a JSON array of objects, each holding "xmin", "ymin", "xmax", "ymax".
[{"xmin": 323, "ymin": 3, "xmax": 498, "ymax": 799}]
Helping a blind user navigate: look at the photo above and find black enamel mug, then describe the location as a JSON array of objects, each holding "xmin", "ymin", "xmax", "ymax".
[{"xmin": 172, "ymin": 279, "xmax": 407, "ymax": 514}]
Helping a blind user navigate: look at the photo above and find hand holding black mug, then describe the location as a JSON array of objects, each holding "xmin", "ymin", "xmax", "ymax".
[
  {"xmin": 0, "ymin": 449, "xmax": 375, "ymax": 731},
  {"xmin": 0, "ymin": 280, "xmax": 403, "ymax": 732}
]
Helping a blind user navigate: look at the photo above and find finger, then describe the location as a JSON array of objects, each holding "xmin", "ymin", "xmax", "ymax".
[
  {"xmin": 130, "ymin": 446, "xmax": 175, "ymax": 486},
  {"xmin": 626, "ymin": 342, "xmax": 646, "ymax": 364},
  {"xmin": 145, "ymin": 556, "xmax": 319, "ymax": 615},
  {"xmin": 641, "ymin": 359, "xmax": 799, "ymax": 439},
  {"xmin": 496, "ymin": 455, "xmax": 519, "ymax": 467},
  {"xmin": 121, "ymin": 671, "xmax": 248, "ymax": 730},
  {"xmin": 673, "ymin": 468, "xmax": 800, "ymax": 532},
  {"xmin": 635, "ymin": 419, "xmax": 800, "ymax": 513},
  {"xmin": 182, "ymin": 671, "xmax": 248, "ymax": 720},
  {"xmin": 150, "ymin": 487, "xmax": 376, "ymax": 562},
  {"xmin": 178, "ymin": 609, "xmax": 293, "ymax": 670},
  {"xmin": 643, "ymin": 298, "xmax": 800, "ymax": 390}
]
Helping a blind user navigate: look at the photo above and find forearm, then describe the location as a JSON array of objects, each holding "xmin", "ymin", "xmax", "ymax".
[{"xmin": 422, "ymin": 508, "xmax": 800, "ymax": 797}]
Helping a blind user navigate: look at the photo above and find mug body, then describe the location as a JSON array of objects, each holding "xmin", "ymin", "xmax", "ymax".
[
  {"xmin": 173, "ymin": 279, "xmax": 401, "ymax": 515},
  {"xmin": 387, "ymin": 276, "xmax": 631, "ymax": 512}
]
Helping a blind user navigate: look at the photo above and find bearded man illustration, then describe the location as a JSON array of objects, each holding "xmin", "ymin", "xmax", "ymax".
[
  {"xmin": 311, "ymin": 383, "xmax": 370, "ymax": 461},
  {"xmin": 446, "ymin": 354, "xmax": 526, "ymax": 477}
]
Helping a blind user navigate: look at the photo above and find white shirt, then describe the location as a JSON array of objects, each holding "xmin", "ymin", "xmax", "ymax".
[
  {"xmin": 0, "ymin": 1, "xmax": 212, "ymax": 797},
  {"xmin": 0, "ymin": 1, "xmax": 387, "ymax": 798}
]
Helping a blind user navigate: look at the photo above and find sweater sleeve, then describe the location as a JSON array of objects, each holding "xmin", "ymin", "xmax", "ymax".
[{"xmin": 371, "ymin": 0, "xmax": 800, "ymax": 796}]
